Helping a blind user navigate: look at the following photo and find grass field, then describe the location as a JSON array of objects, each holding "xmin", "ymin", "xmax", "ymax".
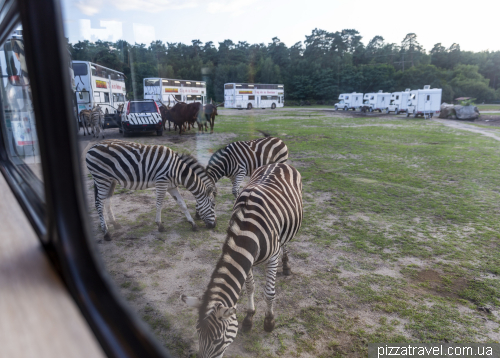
[
  {"xmin": 477, "ymin": 104, "xmax": 500, "ymax": 111},
  {"xmin": 90, "ymin": 109, "xmax": 500, "ymax": 357}
]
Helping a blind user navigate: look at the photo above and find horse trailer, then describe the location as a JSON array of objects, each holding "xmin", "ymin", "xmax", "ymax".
[
  {"xmin": 224, "ymin": 83, "xmax": 284, "ymax": 109},
  {"xmin": 363, "ymin": 91, "xmax": 391, "ymax": 112},
  {"xmin": 386, "ymin": 89, "xmax": 411, "ymax": 114},
  {"xmin": 406, "ymin": 86, "xmax": 442, "ymax": 118},
  {"xmin": 335, "ymin": 92, "xmax": 363, "ymax": 111}
]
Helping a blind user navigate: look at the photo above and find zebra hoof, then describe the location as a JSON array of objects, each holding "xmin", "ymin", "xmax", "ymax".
[
  {"xmin": 158, "ymin": 224, "xmax": 166, "ymax": 232},
  {"xmin": 264, "ymin": 316, "xmax": 275, "ymax": 332},
  {"xmin": 242, "ymin": 310, "xmax": 255, "ymax": 332},
  {"xmin": 195, "ymin": 211, "xmax": 201, "ymax": 219},
  {"xmin": 104, "ymin": 232, "xmax": 112, "ymax": 241},
  {"xmin": 283, "ymin": 268, "xmax": 292, "ymax": 276},
  {"xmin": 191, "ymin": 223, "xmax": 198, "ymax": 231},
  {"xmin": 113, "ymin": 223, "xmax": 122, "ymax": 230}
]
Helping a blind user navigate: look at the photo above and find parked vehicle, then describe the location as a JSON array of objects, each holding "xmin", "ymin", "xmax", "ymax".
[
  {"xmin": 406, "ymin": 86, "xmax": 442, "ymax": 118},
  {"xmin": 224, "ymin": 83, "xmax": 284, "ymax": 109},
  {"xmin": 143, "ymin": 78, "xmax": 207, "ymax": 104},
  {"xmin": 72, "ymin": 61, "xmax": 126, "ymax": 128},
  {"xmin": 386, "ymin": 89, "xmax": 411, "ymax": 114},
  {"xmin": 120, "ymin": 100, "xmax": 163, "ymax": 137},
  {"xmin": 363, "ymin": 91, "xmax": 391, "ymax": 112},
  {"xmin": 335, "ymin": 92, "xmax": 363, "ymax": 111}
]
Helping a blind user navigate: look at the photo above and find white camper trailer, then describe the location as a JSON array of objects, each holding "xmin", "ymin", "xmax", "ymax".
[
  {"xmin": 363, "ymin": 91, "xmax": 391, "ymax": 112},
  {"xmin": 386, "ymin": 89, "xmax": 411, "ymax": 114},
  {"xmin": 406, "ymin": 86, "xmax": 442, "ymax": 118},
  {"xmin": 334, "ymin": 92, "xmax": 363, "ymax": 111}
]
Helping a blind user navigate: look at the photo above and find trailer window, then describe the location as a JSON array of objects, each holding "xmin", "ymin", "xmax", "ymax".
[
  {"xmin": 427, "ymin": 95, "xmax": 430, "ymax": 100},
  {"xmin": 396, "ymin": 95, "xmax": 399, "ymax": 100},
  {"xmin": 249, "ymin": 95, "xmax": 255, "ymax": 100},
  {"xmin": 224, "ymin": 84, "xmax": 234, "ymax": 89},
  {"xmin": 261, "ymin": 96, "xmax": 269, "ymax": 100},
  {"xmin": 103, "ymin": 93, "xmax": 109, "ymax": 103},
  {"xmin": 145, "ymin": 79, "xmax": 159, "ymax": 87},
  {"xmin": 72, "ymin": 63, "xmax": 88, "ymax": 76}
]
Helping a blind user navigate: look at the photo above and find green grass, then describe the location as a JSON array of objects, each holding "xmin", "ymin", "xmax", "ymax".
[{"xmin": 477, "ymin": 104, "xmax": 500, "ymax": 111}]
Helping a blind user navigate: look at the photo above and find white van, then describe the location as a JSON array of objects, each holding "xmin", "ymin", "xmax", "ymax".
[
  {"xmin": 406, "ymin": 86, "xmax": 442, "ymax": 118},
  {"xmin": 386, "ymin": 89, "xmax": 411, "ymax": 114},
  {"xmin": 363, "ymin": 91, "xmax": 391, "ymax": 112},
  {"xmin": 335, "ymin": 92, "xmax": 363, "ymax": 111}
]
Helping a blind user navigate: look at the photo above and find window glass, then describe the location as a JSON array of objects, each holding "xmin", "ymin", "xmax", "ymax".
[
  {"xmin": 0, "ymin": 25, "xmax": 44, "ymax": 192},
  {"xmin": 72, "ymin": 63, "xmax": 87, "ymax": 76},
  {"xmin": 103, "ymin": 92, "xmax": 109, "ymax": 103},
  {"xmin": 129, "ymin": 102, "xmax": 157, "ymax": 113}
]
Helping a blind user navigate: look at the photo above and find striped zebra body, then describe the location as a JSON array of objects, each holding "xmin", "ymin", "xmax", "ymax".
[
  {"xmin": 79, "ymin": 109, "xmax": 92, "ymax": 136},
  {"xmin": 182, "ymin": 163, "xmax": 303, "ymax": 358},
  {"xmin": 91, "ymin": 105, "xmax": 105, "ymax": 138},
  {"xmin": 206, "ymin": 136, "xmax": 289, "ymax": 198},
  {"xmin": 86, "ymin": 139, "xmax": 216, "ymax": 241}
]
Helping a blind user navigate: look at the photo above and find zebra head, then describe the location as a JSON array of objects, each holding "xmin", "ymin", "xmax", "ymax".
[
  {"xmin": 182, "ymin": 296, "xmax": 238, "ymax": 358},
  {"xmin": 197, "ymin": 186, "xmax": 217, "ymax": 229}
]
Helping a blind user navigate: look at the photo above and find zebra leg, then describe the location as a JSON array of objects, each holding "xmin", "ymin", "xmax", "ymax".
[
  {"xmin": 282, "ymin": 246, "xmax": 292, "ymax": 276},
  {"xmin": 167, "ymin": 186, "xmax": 198, "ymax": 231},
  {"xmin": 105, "ymin": 180, "xmax": 121, "ymax": 230},
  {"xmin": 155, "ymin": 182, "xmax": 168, "ymax": 232},
  {"xmin": 263, "ymin": 252, "xmax": 280, "ymax": 332},
  {"xmin": 242, "ymin": 268, "xmax": 256, "ymax": 332},
  {"xmin": 231, "ymin": 169, "xmax": 246, "ymax": 198},
  {"xmin": 95, "ymin": 180, "xmax": 112, "ymax": 240}
]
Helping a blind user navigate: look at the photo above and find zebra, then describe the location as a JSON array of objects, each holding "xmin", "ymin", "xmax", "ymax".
[
  {"xmin": 206, "ymin": 136, "xmax": 288, "ymax": 198},
  {"xmin": 91, "ymin": 105, "xmax": 105, "ymax": 139},
  {"xmin": 182, "ymin": 163, "xmax": 303, "ymax": 358},
  {"xmin": 79, "ymin": 109, "xmax": 92, "ymax": 136},
  {"xmin": 86, "ymin": 139, "xmax": 216, "ymax": 241}
]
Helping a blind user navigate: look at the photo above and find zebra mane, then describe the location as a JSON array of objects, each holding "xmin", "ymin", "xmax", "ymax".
[
  {"xmin": 177, "ymin": 153, "xmax": 216, "ymax": 191},
  {"xmin": 207, "ymin": 146, "xmax": 228, "ymax": 167},
  {"xmin": 198, "ymin": 206, "xmax": 246, "ymax": 321}
]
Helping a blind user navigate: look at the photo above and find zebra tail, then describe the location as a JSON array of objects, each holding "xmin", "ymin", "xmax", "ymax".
[{"xmin": 256, "ymin": 130, "xmax": 271, "ymax": 137}]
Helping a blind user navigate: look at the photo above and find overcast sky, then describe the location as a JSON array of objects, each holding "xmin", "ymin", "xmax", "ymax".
[{"xmin": 62, "ymin": 0, "xmax": 500, "ymax": 53}]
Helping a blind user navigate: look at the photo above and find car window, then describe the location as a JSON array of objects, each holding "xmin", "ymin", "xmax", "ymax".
[{"xmin": 129, "ymin": 102, "xmax": 156, "ymax": 113}]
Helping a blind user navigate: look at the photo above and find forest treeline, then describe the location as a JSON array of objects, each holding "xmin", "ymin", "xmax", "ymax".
[{"xmin": 69, "ymin": 29, "xmax": 500, "ymax": 103}]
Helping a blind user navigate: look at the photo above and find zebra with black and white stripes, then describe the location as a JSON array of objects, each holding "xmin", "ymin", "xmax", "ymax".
[
  {"xmin": 206, "ymin": 136, "xmax": 289, "ymax": 198},
  {"xmin": 86, "ymin": 139, "xmax": 216, "ymax": 241},
  {"xmin": 91, "ymin": 105, "xmax": 105, "ymax": 138},
  {"xmin": 182, "ymin": 163, "xmax": 303, "ymax": 358}
]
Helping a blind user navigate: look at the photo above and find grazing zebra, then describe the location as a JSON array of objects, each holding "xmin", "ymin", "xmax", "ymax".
[
  {"xmin": 206, "ymin": 136, "xmax": 289, "ymax": 198},
  {"xmin": 91, "ymin": 105, "xmax": 105, "ymax": 138},
  {"xmin": 182, "ymin": 163, "xmax": 303, "ymax": 358},
  {"xmin": 86, "ymin": 139, "xmax": 216, "ymax": 241},
  {"xmin": 79, "ymin": 109, "xmax": 92, "ymax": 136}
]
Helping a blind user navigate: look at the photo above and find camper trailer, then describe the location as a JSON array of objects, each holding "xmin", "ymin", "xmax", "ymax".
[
  {"xmin": 363, "ymin": 91, "xmax": 391, "ymax": 112},
  {"xmin": 334, "ymin": 92, "xmax": 363, "ymax": 111},
  {"xmin": 406, "ymin": 86, "xmax": 442, "ymax": 118},
  {"xmin": 386, "ymin": 89, "xmax": 411, "ymax": 114}
]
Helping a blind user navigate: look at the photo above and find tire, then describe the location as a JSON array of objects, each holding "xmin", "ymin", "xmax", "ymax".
[
  {"xmin": 247, "ymin": 103, "xmax": 252, "ymax": 110},
  {"xmin": 157, "ymin": 130, "xmax": 163, "ymax": 136},
  {"xmin": 335, "ymin": 106, "xmax": 338, "ymax": 111},
  {"xmin": 123, "ymin": 131, "xmax": 129, "ymax": 137},
  {"xmin": 406, "ymin": 112, "xmax": 410, "ymax": 118},
  {"xmin": 119, "ymin": 128, "xmax": 123, "ymax": 133},
  {"xmin": 385, "ymin": 108, "xmax": 390, "ymax": 114},
  {"xmin": 430, "ymin": 113, "xmax": 433, "ymax": 118},
  {"xmin": 344, "ymin": 106, "xmax": 347, "ymax": 111},
  {"xmin": 271, "ymin": 103, "xmax": 276, "ymax": 109},
  {"xmin": 369, "ymin": 107, "xmax": 373, "ymax": 113},
  {"xmin": 413, "ymin": 111, "xmax": 418, "ymax": 118},
  {"xmin": 395, "ymin": 109, "xmax": 399, "ymax": 115}
]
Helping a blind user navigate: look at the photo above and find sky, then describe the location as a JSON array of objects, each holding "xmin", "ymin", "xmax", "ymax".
[{"xmin": 61, "ymin": 0, "xmax": 500, "ymax": 53}]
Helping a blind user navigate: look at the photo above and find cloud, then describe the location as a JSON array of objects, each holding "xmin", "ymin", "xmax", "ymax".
[
  {"xmin": 207, "ymin": 0, "xmax": 257, "ymax": 15},
  {"xmin": 74, "ymin": 0, "xmax": 102, "ymax": 16},
  {"xmin": 79, "ymin": 20, "xmax": 123, "ymax": 42},
  {"xmin": 109, "ymin": 0, "xmax": 198, "ymax": 12},
  {"xmin": 133, "ymin": 23, "xmax": 156, "ymax": 45}
]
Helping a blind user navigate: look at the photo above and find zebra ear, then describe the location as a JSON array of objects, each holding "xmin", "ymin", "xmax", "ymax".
[
  {"xmin": 181, "ymin": 295, "xmax": 201, "ymax": 309},
  {"xmin": 216, "ymin": 305, "xmax": 237, "ymax": 320}
]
